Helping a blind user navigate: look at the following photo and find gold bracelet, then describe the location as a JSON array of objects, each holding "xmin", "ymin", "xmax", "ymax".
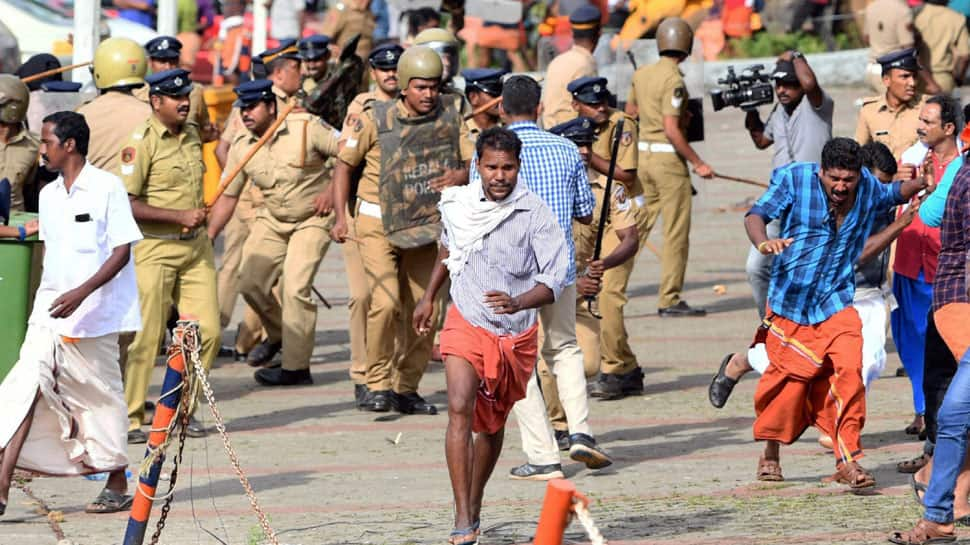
[{"xmin": 757, "ymin": 241, "xmax": 769, "ymax": 253}]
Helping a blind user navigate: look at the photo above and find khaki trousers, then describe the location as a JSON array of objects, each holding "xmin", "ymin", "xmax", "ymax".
[
  {"xmin": 512, "ymin": 284, "xmax": 592, "ymax": 465},
  {"xmin": 342, "ymin": 210, "xmax": 371, "ymax": 384},
  {"xmin": 216, "ymin": 188, "xmax": 266, "ymax": 353},
  {"xmin": 354, "ymin": 212, "xmax": 438, "ymax": 393},
  {"xmin": 637, "ymin": 149, "xmax": 693, "ymax": 309},
  {"xmin": 125, "ymin": 236, "xmax": 220, "ymax": 431},
  {"xmin": 238, "ymin": 211, "xmax": 333, "ymax": 371}
]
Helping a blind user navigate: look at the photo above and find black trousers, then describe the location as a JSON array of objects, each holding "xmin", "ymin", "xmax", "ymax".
[{"xmin": 923, "ymin": 311, "xmax": 960, "ymax": 446}]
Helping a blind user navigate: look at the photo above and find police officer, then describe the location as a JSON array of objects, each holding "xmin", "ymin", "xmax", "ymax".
[
  {"xmin": 914, "ymin": 0, "xmax": 970, "ymax": 94},
  {"xmin": 413, "ymin": 28, "xmax": 461, "ymax": 90},
  {"xmin": 462, "ymin": 67, "xmax": 506, "ymax": 138},
  {"xmin": 565, "ymin": 76, "xmax": 646, "ymax": 398},
  {"xmin": 339, "ymin": 41, "xmax": 403, "ymax": 406},
  {"xmin": 855, "ymin": 48, "xmax": 926, "ymax": 160},
  {"xmin": 0, "ymin": 75, "xmax": 38, "ymax": 212},
  {"xmin": 77, "ymin": 37, "xmax": 152, "ymax": 175},
  {"xmin": 541, "ymin": 115, "xmax": 640, "ymax": 443},
  {"xmin": 135, "ymin": 36, "xmax": 215, "ymax": 141},
  {"xmin": 331, "ymin": 46, "xmax": 474, "ymax": 414},
  {"xmin": 208, "ymin": 80, "xmax": 341, "ymax": 386},
  {"xmin": 626, "ymin": 17, "xmax": 713, "ymax": 317},
  {"xmin": 120, "ymin": 69, "xmax": 219, "ymax": 442},
  {"xmin": 299, "ymin": 34, "xmax": 332, "ymax": 96},
  {"xmin": 541, "ymin": 4, "xmax": 601, "ymax": 129},
  {"xmin": 321, "ymin": 0, "xmax": 376, "ymax": 59}
]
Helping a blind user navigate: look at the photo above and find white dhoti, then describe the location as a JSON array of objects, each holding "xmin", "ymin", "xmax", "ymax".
[{"xmin": 0, "ymin": 325, "xmax": 128, "ymax": 475}]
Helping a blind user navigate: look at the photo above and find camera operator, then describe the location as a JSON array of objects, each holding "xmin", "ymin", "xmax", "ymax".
[{"xmin": 743, "ymin": 50, "xmax": 834, "ymax": 318}]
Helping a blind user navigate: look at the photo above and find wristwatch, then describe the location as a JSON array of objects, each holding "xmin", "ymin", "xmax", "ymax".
[{"xmin": 790, "ymin": 50, "xmax": 804, "ymax": 61}]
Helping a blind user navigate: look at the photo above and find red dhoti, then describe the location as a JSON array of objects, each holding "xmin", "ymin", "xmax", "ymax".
[
  {"xmin": 439, "ymin": 305, "xmax": 538, "ymax": 434},
  {"xmin": 753, "ymin": 306, "xmax": 867, "ymax": 465}
]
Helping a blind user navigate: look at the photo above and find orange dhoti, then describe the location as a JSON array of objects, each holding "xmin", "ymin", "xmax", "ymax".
[
  {"xmin": 439, "ymin": 305, "xmax": 538, "ymax": 434},
  {"xmin": 934, "ymin": 303, "xmax": 970, "ymax": 362},
  {"xmin": 753, "ymin": 306, "xmax": 867, "ymax": 465}
]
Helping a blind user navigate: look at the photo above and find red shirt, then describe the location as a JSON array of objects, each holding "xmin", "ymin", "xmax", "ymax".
[{"xmin": 893, "ymin": 153, "xmax": 952, "ymax": 282}]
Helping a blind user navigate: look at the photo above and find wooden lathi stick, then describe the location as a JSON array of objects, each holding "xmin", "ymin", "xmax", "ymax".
[
  {"xmin": 713, "ymin": 171, "xmax": 769, "ymax": 189},
  {"xmin": 21, "ymin": 62, "xmax": 93, "ymax": 84}
]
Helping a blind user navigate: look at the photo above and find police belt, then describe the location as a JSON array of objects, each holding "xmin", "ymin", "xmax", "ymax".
[
  {"xmin": 357, "ymin": 199, "xmax": 382, "ymax": 219},
  {"xmin": 142, "ymin": 227, "xmax": 204, "ymax": 241},
  {"xmin": 637, "ymin": 142, "xmax": 675, "ymax": 153}
]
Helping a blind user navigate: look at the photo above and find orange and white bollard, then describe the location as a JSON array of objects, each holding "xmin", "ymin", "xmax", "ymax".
[{"xmin": 533, "ymin": 479, "xmax": 592, "ymax": 545}]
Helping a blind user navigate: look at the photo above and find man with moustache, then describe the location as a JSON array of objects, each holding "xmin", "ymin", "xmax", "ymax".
[
  {"xmin": 338, "ymin": 41, "xmax": 404, "ymax": 406},
  {"xmin": 135, "ymin": 36, "xmax": 216, "ymax": 141},
  {"xmin": 207, "ymin": 79, "xmax": 341, "ymax": 387},
  {"xmin": 118, "ymin": 69, "xmax": 220, "ymax": 442},
  {"xmin": 856, "ymin": 48, "xmax": 926, "ymax": 160}
]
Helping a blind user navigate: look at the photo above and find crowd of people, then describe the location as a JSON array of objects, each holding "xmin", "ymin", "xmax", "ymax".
[{"xmin": 0, "ymin": 0, "xmax": 969, "ymax": 543}]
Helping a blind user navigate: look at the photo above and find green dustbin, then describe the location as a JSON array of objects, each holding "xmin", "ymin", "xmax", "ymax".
[{"xmin": 0, "ymin": 211, "xmax": 40, "ymax": 382}]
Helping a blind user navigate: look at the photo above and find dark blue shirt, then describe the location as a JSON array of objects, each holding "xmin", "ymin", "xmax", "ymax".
[{"xmin": 748, "ymin": 162, "xmax": 905, "ymax": 324}]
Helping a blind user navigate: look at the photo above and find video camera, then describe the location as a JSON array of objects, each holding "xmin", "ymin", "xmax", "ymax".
[{"xmin": 710, "ymin": 65, "xmax": 774, "ymax": 112}]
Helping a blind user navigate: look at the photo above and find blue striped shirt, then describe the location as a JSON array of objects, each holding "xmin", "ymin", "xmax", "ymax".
[
  {"xmin": 442, "ymin": 188, "xmax": 570, "ymax": 336},
  {"xmin": 748, "ymin": 162, "xmax": 905, "ymax": 325},
  {"xmin": 469, "ymin": 121, "xmax": 595, "ymax": 285}
]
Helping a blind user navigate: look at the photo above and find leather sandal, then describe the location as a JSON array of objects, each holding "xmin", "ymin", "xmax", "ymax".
[
  {"xmin": 889, "ymin": 519, "xmax": 956, "ymax": 544},
  {"xmin": 826, "ymin": 461, "xmax": 876, "ymax": 490},
  {"xmin": 756, "ymin": 456, "xmax": 784, "ymax": 482},
  {"xmin": 85, "ymin": 488, "xmax": 133, "ymax": 514},
  {"xmin": 709, "ymin": 353, "xmax": 738, "ymax": 409},
  {"xmin": 897, "ymin": 453, "xmax": 931, "ymax": 474}
]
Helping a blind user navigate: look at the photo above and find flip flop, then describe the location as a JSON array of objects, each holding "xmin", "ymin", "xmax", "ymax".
[
  {"xmin": 85, "ymin": 488, "xmax": 133, "ymax": 514},
  {"xmin": 708, "ymin": 353, "xmax": 737, "ymax": 409},
  {"xmin": 910, "ymin": 474, "xmax": 928, "ymax": 505},
  {"xmin": 448, "ymin": 521, "xmax": 480, "ymax": 545}
]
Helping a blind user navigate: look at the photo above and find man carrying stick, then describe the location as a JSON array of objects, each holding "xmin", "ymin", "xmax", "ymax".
[{"xmin": 413, "ymin": 127, "xmax": 569, "ymax": 545}]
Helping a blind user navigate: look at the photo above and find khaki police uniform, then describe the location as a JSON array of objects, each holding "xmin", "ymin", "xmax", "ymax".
[
  {"xmin": 77, "ymin": 91, "xmax": 152, "ymax": 175},
  {"xmin": 855, "ymin": 93, "xmax": 926, "ymax": 159},
  {"xmin": 322, "ymin": 1, "xmax": 376, "ymax": 59},
  {"xmin": 914, "ymin": 3, "xmax": 970, "ymax": 94},
  {"xmin": 541, "ymin": 180, "xmax": 638, "ymax": 432},
  {"xmin": 134, "ymin": 83, "xmax": 211, "ymax": 130},
  {"xmin": 0, "ymin": 127, "xmax": 39, "ymax": 212},
  {"xmin": 338, "ymin": 98, "xmax": 474, "ymax": 394},
  {"xmin": 863, "ymin": 0, "xmax": 915, "ymax": 92},
  {"xmin": 222, "ymin": 112, "xmax": 340, "ymax": 371},
  {"xmin": 541, "ymin": 45, "xmax": 597, "ymax": 129},
  {"xmin": 628, "ymin": 55, "xmax": 693, "ymax": 310},
  {"xmin": 120, "ymin": 115, "xmax": 220, "ymax": 431}
]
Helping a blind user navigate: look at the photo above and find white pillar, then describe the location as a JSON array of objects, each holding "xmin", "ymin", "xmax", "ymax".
[
  {"xmin": 72, "ymin": 0, "xmax": 99, "ymax": 85},
  {"xmin": 253, "ymin": 1, "xmax": 268, "ymax": 57},
  {"xmin": 157, "ymin": 0, "xmax": 178, "ymax": 36}
]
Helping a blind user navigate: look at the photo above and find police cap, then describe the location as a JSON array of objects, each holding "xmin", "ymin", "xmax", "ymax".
[
  {"xmin": 878, "ymin": 48, "xmax": 920, "ymax": 75},
  {"xmin": 462, "ymin": 68, "xmax": 506, "ymax": 96},
  {"xmin": 298, "ymin": 35, "xmax": 331, "ymax": 60},
  {"xmin": 549, "ymin": 116, "xmax": 596, "ymax": 146},
  {"xmin": 569, "ymin": 5, "xmax": 601, "ymax": 29},
  {"xmin": 233, "ymin": 79, "xmax": 275, "ymax": 107},
  {"xmin": 568, "ymin": 75, "xmax": 610, "ymax": 104},
  {"xmin": 145, "ymin": 36, "xmax": 182, "ymax": 60},
  {"xmin": 260, "ymin": 39, "xmax": 301, "ymax": 64},
  {"xmin": 369, "ymin": 43, "xmax": 404, "ymax": 69},
  {"xmin": 146, "ymin": 68, "xmax": 193, "ymax": 97}
]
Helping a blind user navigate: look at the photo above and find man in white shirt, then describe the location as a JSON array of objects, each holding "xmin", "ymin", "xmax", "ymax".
[{"xmin": 0, "ymin": 111, "xmax": 142, "ymax": 516}]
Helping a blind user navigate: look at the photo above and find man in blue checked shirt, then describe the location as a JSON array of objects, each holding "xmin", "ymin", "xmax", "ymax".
[
  {"xmin": 470, "ymin": 75, "xmax": 613, "ymax": 480},
  {"xmin": 712, "ymin": 138, "xmax": 926, "ymax": 489}
]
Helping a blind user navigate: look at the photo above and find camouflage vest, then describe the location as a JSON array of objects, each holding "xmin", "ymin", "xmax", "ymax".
[{"xmin": 372, "ymin": 98, "xmax": 462, "ymax": 249}]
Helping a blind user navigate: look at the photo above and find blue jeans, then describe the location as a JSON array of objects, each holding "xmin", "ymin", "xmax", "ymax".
[{"xmin": 924, "ymin": 355, "xmax": 970, "ymax": 523}]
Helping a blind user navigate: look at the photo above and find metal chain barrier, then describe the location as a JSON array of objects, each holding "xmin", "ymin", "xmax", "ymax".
[
  {"xmin": 572, "ymin": 500, "xmax": 607, "ymax": 545},
  {"xmin": 149, "ymin": 403, "xmax": 190, "ymax": 545},
  {"xmin": 186, "ymin": 327, "xmax": 280, "ymax": 545}
]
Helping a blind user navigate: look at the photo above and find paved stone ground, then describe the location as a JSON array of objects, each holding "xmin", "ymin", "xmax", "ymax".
[{"xmin": 0, "ymin": 86, "xmax": 955, "ymax": 545}]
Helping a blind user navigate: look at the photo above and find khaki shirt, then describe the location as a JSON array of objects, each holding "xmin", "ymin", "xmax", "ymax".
[
  {"xmin": 337, "ymin": 99, "xmax": 476, "ymax": 204},
  {"xmin": 628, "ymin": 56, "xmax": 687, "ymax": 144},
  {"xmin": 223, "ymin": 112, "xmax": 340, "ymax": 222},
  {"xmin": 914, "ymin": 3, "xmax": 970, "ymax": 75},
  {"xmin": 574, "ymin": 181, "xmax": 637, "ymax": 267},
  {"xmin": 591, "ymin": 109, "xmax": 640, "ymax": 195},
  {"xmin": 0, "ymin": 129, "xmax": 39, "ymax": 211},
  {"xmin": 321, "ymin": 3, "xmax": 375, "ymax": 58},
  {"xmin": 541, "ymin": 45, "xmax": 597, "ymax": 129},
  {"xmin": 864, "ymin": 0, "xmax": 914, "ymax": 61},
  {"xmin": 133, "ymin": 83, "xmax": 210, "ymax": 130},
  {"xmin": 77, "ymin": 91, "xmax": 152, "ymax": 176},
  {"xmin": 302, "ymin": 76, "xmax": 321, "ymax": 96},
  {"xmin": 854, "ymin": 93, "xmax": 926, "ymax": 159},
  {"xmin": 220, "ymin": 85, "xmax": 292, "ymax": 145},
  {"xmin": 340, "ymin": 90, "xmax": 387, "ymax": 143},
  {"xmin": 119, "ymin": 115, "xmax": 206, "ymax": 235}
]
